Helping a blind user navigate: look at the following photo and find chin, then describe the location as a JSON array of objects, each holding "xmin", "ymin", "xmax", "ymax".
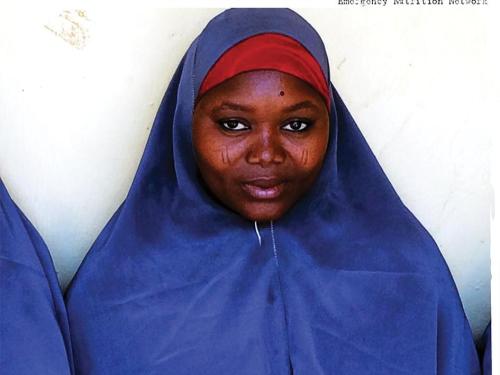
[{"xmin": 238, "ymin": 202, "xmax": 288, "ymax": 222}]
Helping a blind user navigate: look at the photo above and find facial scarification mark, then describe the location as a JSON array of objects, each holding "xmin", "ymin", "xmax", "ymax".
[
  {"xmin": 221, "ymin": 146, "xmax": 230, "ymax": 165},
  {"xmin": 301, "ymin": 149, "xmax": 309, "ymax": 166},
  {"xmin": 220, "ymin": 149, "xmax": 226, "ymax": 164},
  {"xmin": 44, "ymin": 10, "xmax": 90, "ymax": 50}
]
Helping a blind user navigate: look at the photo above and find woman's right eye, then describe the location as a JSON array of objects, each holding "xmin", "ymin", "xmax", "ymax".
[{"xmin": 219, "ymin": 120, "xmax": 249, "ymax": 131}]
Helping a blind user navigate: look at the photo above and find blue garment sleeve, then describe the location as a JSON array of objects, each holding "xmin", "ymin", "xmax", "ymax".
[
  {"xmin": 0, "ymin": 182, "xmax": 74, "ymax": 375},
  {"xmin": 435, "ymin": 263, "xmax": 480, "ymax": 374},
  {"xmin": 480, "ymin": 322, "xmax": 492, "ymax": 375}
]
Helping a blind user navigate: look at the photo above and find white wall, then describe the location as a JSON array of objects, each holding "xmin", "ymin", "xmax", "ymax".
[{"xmin": 0, "ymin": 7, "xmax": 492, "ymax": 340}]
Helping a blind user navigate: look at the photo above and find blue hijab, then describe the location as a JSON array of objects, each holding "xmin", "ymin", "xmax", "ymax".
[
  {"xmin": 480, "ymin": 322, "xmax": 491, "ymax": 375},
  {"xmin": 0, "ymin": 178, "xmax": 73, "ymax": 374},
  {"xmin": 65, "ymin": 8, "xmax": 480, "ymax": 374}
]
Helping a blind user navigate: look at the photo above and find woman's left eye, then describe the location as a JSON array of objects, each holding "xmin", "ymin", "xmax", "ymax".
[{"xmin": 282, "ymin": 120, "xmax": 310, "ymax": 132}]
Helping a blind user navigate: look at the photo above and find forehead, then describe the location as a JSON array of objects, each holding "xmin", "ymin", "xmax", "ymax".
[{"xmin": 195, "ymin": 70, "xmax": 326, "ymax": 110}]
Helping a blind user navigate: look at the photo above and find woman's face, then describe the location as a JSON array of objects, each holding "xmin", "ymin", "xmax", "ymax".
[{"xmin": 193, "ymin": 70, "xmax": 330, "ymax": 222}]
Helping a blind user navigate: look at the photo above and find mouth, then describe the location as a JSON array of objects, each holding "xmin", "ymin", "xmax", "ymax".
[{"xmin": 241, "ymin": 177, "xmax": 286, "ymax": 200}]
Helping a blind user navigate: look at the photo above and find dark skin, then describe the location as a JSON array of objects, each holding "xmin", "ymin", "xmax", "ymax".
[{"xmin": 192, "ymin": 70, "xmax": 330, "ymax": 222}]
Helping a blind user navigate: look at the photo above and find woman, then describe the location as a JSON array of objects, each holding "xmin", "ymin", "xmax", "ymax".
[
  {"xmin": 0, "ymin": 178, "xmax": 73, "ymax": 375},
  {"xmin": 65, "ymin": 8, "xmax": 479, "ymax": 374}
]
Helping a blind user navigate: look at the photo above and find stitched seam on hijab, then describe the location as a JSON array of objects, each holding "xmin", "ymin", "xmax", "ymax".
[
  {"xmin": 270, "ymin": 221, "xmax": 293, "ymax": 370},
  {"xmin": 191, "ymin": 38, "xmax": 199, "ymax": 111},
  {"xmin": 254, "ymin": 221, "xmax": 262, "ymax": 246},
  {"xmin": 270, "ymin": 221, "xmax": 279, "ymax": 268}
]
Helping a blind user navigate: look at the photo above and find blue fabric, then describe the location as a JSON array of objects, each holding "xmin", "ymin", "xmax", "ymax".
[
  {"xmin": 481, "ymin": 322, "xmax": 491, "ymax": 375},
  {"xmin": 0, "ymin": 178, "xmax": 73, "ymax": 374},
  {"xmin": 65, "ymin": 8, "xmax": 480, "ymax": 374}
]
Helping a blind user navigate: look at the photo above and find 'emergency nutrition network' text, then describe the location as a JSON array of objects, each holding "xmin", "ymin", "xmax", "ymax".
[{"xmin": 338, "ymin": 0, "xmax": 487, "ymax": 5}]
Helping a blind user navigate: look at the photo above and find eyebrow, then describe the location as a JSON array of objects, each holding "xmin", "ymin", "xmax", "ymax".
[
  {"xmin": 282, "ymin": 100, "xmax": 319, "ymax": 112},
  {"xmin": 213, "ymin": 102, "xmax": 254, "ymax": 113},
  {"xmin": 212, "ymin": 100, "xmax": 319, "ymax": 114}
]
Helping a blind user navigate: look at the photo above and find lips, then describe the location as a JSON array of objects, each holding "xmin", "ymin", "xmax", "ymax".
[{"xmin": 241, "ymin": 177, "xmax": 286, "ymax": 200}]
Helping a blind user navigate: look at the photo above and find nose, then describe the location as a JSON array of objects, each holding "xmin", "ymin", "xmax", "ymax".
[{"xmin": 246, "ymin": 126, "xmax": 286, "ymax": 167}]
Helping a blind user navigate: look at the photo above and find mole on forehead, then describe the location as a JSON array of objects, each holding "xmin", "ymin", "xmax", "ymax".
[{"xmin": 279, "ymin": 91, "xmax": 285, "ymax": 96}]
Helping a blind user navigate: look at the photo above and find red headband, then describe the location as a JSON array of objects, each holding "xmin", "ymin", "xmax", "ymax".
[{"xmin": 198, "ymin": 33, "xmax": 331, "ymax": 110}]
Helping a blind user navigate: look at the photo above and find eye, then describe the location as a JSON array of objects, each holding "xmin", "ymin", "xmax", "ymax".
[
  {"xmin": 282, "ymin": 120, "xmax": 310, "ymax": 132},
  {"xmin": 219, "ymin": 119, "xmax": 249, "ymax": 131}
]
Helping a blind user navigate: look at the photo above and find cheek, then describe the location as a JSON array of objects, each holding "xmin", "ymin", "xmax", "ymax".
[
  {"xmin": 286, "ymin": 134, "xmax": 329, "ymax": 173},
  {"xmin": 194, "ymin": 125, "xmax": 224, "ymax": 169},
  {"xmin": 219, "ymin": 143, "xmax": 247, "ymax": 166},
  {"xmin": 196, "ymin": 143, "xmax": 241, "ymax": 172},
  {"xmin": 193, "ymin": 137, "xmax": 243, "ymax": 191}
]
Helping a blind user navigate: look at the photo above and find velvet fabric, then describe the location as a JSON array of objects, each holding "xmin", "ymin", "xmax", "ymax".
[
  {"xmin": 0, "ymin": 178, "xmax": 73, "ymax": 374},
  {"xmin": 65, "ymin": 8, "xmax": 480, "ymax": 374}
]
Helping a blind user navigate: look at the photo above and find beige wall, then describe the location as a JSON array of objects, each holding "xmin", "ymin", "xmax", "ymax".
[{"xmin": 0, "ymin": 7, "xmax": 493, "ymax": 339}]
